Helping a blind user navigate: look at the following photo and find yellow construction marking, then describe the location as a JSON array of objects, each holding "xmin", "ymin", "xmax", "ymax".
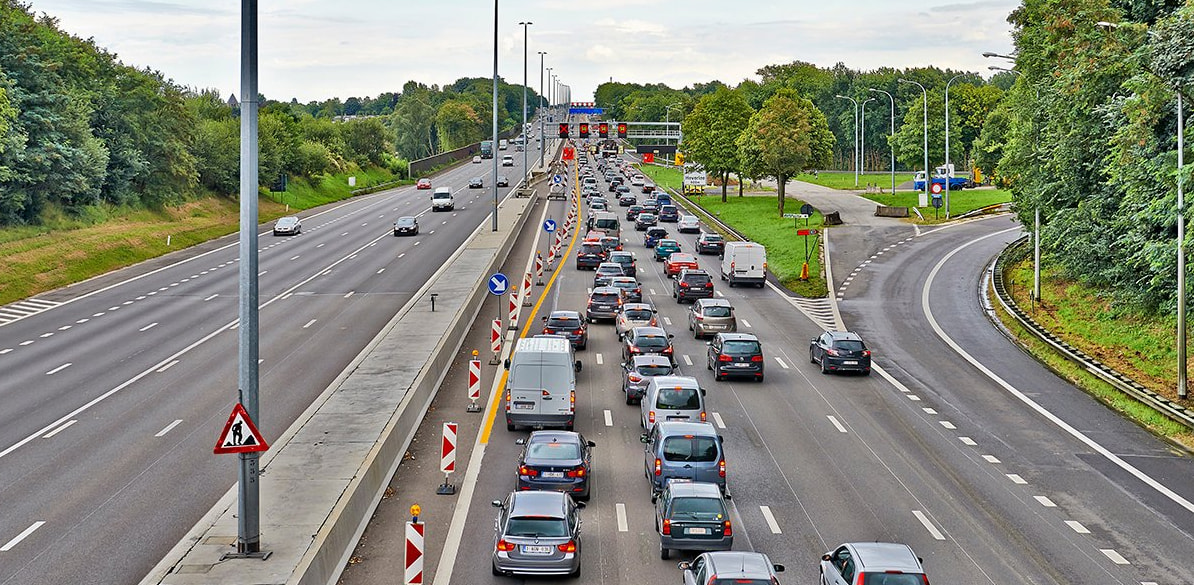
[{"xmin": 480, "ymin": 156, "xmax": 583, "ymax": 444}]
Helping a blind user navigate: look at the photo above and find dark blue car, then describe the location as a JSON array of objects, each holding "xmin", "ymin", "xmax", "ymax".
[{"xmin": 644, "ymin": 227, "xmax": 669, "ymax": 248}]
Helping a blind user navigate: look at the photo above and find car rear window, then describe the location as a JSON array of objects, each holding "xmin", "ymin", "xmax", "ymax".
[
  {"xmin": 703, "ymin": 234, "xmax": 723, "ymax": 242},
  {"xmin": 580, "ymin": 243, "xmax": 604, "ymax": 254},
  {"xmin": 662, "ymin": 436, "xmax": 719, "ymax": 462},
  {"xmin": 655, "ymin": 387, "xmax": 701, "ymax": 409},
  {"xmin": 834, "ymin": 340, "xmax": 866, "ymax": 351},
  {"xmin": 703, "ymin": 306, "xmax": 731, "ymax": 318},
  {"xmin": 723, "ymin": 340, "xmax": 761, "ymax": 355},
  {"xmin": 591, "ymin": 292, "xmax": 620, "ymax": 303},
  {"xmin": 634, "ymin": 335, "xmax": 669, "ymax": 349},
  {"xmin": 506, "ymin": 517, "xmax": 568, "ymax": 537},
  {"xmin": 670, "ymin": 497, "xmax": 725, "ymax": 520},
  {"xmin": 636, "ymin": 363, "xmax": 673, "ymax": 376},
  {"xmin": 597, "ymin": 264, "xmax": 622, "ymax": 274},
  {"xmin": 856, "ymin": 574, "xmax": 925, "ymax": 585},
  {"xmin": 595, "ymin": 219, "xmax": 619, "ymax": 230},
  {"xmin": 547, "ymin": 317, "xmax": 582, "ymax": 329},
  {"xmin": 711, "ymin": 580, "xmax": 769, "ymax": 585},
  {"xmin": 612, "ymin": 281, "xmax": 637, "ymax": 290},
  {"xmin": 526, "ymin": 442, "xmax": 580, "ymax": 460},
  {"xmin": 683, "ymin": 274, "xmax": 712, "ymax": 285},
  {"xmin": 661, "ymin": 205, "xmax": 677, "ymax": 213},
  {"xmin": 624, "ymin": 309, "xmax": 653, "ymax": 321}
]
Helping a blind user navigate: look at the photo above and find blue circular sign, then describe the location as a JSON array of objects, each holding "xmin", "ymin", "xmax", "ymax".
[
  {"xmin": 543, "ymin": 220, "xmax": 557, "ymax": 233},
  {"xmin": 552, "ymin": 174, "xmax": 564, "ymax": 185},
  {"xmin": 487, "ymin": 273, "xmax": 509, "ymax": 296}
]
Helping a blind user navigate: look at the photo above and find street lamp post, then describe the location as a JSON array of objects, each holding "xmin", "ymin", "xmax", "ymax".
[
  {"xmin": 868, "ymin": 88, "xmax": 896, "ymax": 194},
  {"xmin": 835, "ymin": 95, "xmax": 860, "ymax": 187},
  {"xmin": 861, "ymin": 97, "xmax": 875, "ymax": 182},
  {"xmin": 665, "ymin": 102, "xmax": 683, "ymax": 148},
  {"xmin": 538, "ymin": 51, "xmax": 546, "ymax": 169},
  {"xmin": 944, "ymin": 73, "xmax": 968, "ymax": 218},
  {"xmin": 898, "ymin": 79, "xmax": 929, "ymax": 206},
  {"xmin": 519, "ymin": 21, "xmax": 532, "ymax": 187},
  {"xmin": 490, "ymin": 0, "xmax": 499, "ymax": 232}
]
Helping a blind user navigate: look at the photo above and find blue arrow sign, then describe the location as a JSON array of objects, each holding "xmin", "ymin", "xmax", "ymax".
[
  {"xmin": 543, "ymin": 220, "xmax": 557, "ymax": 233},
  {"xmin": 487, "ymin": 273, "xmax": 509, "ymax": 296},
  {"xmin": 552, "ymin": 174, "xmax": 564, "ymax": 185}
]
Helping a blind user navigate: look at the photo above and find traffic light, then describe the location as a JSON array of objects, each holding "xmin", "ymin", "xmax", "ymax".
[
  {"xmin": 598, "ymin": 122, "xmax": 609, "ymax": 138},
  {"xmin": 579, "ymin": 123, "xmax": 590, "ymax": 138},
  {"xmin": 558, "ymin": 123, "xmax": 569, "ymax": 138},
  {"xmin": 617, "ymin": 122, "xmax": 627, "ymax": 139}
]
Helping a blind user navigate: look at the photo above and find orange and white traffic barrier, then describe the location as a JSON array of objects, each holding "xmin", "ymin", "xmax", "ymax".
[
  {"xmin": 535, "ymin": 253, "xmax": 544, "ymax": 285},
  {"xmin": 522, "ymin": 272, "xmax": 533, "ymax": 307},
  {"xmin": 490, "ymin": 319, "xmax": 501, "ymax": 363},
  {"xmin": 508, "ymin": 289, "xmax": 519, "ymax": 330}
]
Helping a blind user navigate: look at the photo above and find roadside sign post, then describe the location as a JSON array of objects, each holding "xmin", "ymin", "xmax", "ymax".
[
  {"xmin": 467, "ymin": 351, "xmax": 482, "ymax": 412},
  {"xmin": 487, "ymin": 273, "xmax": 508, "ymax": 363},
  {"xmin": 796, "ymin": 228, "xmax": 820, "ymax": 281},
  {"xmin": 930, "ymin": 183, "xmax": 943, "ymax": 220}
]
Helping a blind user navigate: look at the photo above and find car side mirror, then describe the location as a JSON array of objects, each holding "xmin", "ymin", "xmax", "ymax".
[
  {"xmin": 668, "ymin": 333, "xmax": 674, "ymax": 339},
  {"xmin": 700, "ymin": 389, "xmax": 706, "ymax": 396},
  {"xmin": 504, "ymin": 358, "xmax": 511, "ymax": 369},
  {"xmin": 650, "ymin": 493, "xmax": 657, "ymax": 503},
  {"xmin": 773, "ymin": 564, "xmax": 785, "ymax": 573},
  {"xmin": 492, "ymin": 500, "xmax": 504, "ymax": 509},
  {"xmin": 822, "ymin": 553, "xmax": 833, "ymax": 561},
  {"xmin": 587, "ymin": 440, "xmax": 596, "ymax": 447},
  {"xmin": 705, "ymin": 341, "xmax": 712, "ymax": 346},
  {"xmin": 575, "ymin": 501, "xmax": 586, "ymax": 509},
  {"xmin": 717, "ymin": 434, "xmax": 724, "ymax": 443},
  {"xmin": 639, "ymin": 433, "xmax": 649, "ymax": 444},
  {"xmin": 515, "ymin": 438, "xmax": 526, "ymax": 445},
  {"xmin": 574, "ymin": 360, "xmax": 583, "ymax": 372},
  {"xmin": 677, "ymin": 561, "xmax": 691, "ymax": 571},
  {"xmin": 541, "ymin": 316, "xmax": 547, "ymax": 321}
]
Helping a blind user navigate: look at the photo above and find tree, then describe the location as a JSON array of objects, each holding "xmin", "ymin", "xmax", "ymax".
[
  {"xmin": 435, "ymin": 99, "xmax": 484, "ymax": 151},
  {"xmin": 682, "ymin": 88, "xmax": 753, "ymax": 202},
  {"xmin": 736, "ymin": 89, "xmax": 834, "ymax": 216},
  {"xmin": 340, "ymin": 117, "xmax": 391, "ymax": 166}
]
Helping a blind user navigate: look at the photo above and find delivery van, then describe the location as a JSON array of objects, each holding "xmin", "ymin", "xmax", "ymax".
[
  {"xmin": 504, "ymin": 337, "xmax": 583, "ymax": 431},
  {"xmin": 720, "ymin": 242, "xmax": 767, "ymax": 288},
  {"xmin": 431, "ymin": 187, "xmax": 454, "ymax": 211}
]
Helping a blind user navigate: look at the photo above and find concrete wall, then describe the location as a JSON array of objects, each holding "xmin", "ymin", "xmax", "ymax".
[{"xmin": 409, "ymin": 127, "xmax": 521, "ymax": 177}]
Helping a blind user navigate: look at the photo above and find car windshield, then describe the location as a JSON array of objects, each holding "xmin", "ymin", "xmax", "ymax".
[
  {"xmin": 612, "ymin": 281, "xmax": 636, "ymax": 290},
  {"xmin": 506, "ymin": 517, "xmax": 569, "ymax": 538},
  {"xmin": 636, "ymin": 363, "xmax": 673, "ymax": 376},
  {"xmin": 723, "ymin": 340, "xmax": 761, "ymax": 355},
  {"xmin": 670, "ymin": 497, "xmax": 725, "ymax": 520},
  {"xmin": 526, "ymin": 442, "xmax": 581, "ymax": 460},
  {"xmin": 662, "ymin": 436, "xmax": 719, "ymax": 462},
  {"xmin": 396, "ymin": 218, "xmax": 415, "ymax": 227},
  {"xmin": 278, "ymin": 218, "xmax": 296, "ymax": 226},
  {"xmin": 856, "ymin": 575, "xmax": 925, "ymax": 585},
  {"xmin": 634, "ymin": 335, "xmax": 668, "ymax": 349},
  {"xmin": 834, "ymin": 340, "xmax": 866, "ymax": 351},
  {"xmin": 547, "ymin": 317, "xmax": 582, "ymax": 329},
  {"xmin": 656, "ymin": 387, "xmax": 701, "ymax": 409},
  {"xmin": 703, "ymin": 306, "xmax": 732, "ymax": 318},
  {"xmin": 624, "ymin": 309, "xmax": 653, "ymax": 321}
]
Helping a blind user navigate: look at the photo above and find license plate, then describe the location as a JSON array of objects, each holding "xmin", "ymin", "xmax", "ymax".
[
  {"xmin": 685, "ymin": 527, "xmax": 710, "ymax": 535},
  {"xmin": 514, "ymin": 402, "xmax": 534, "ymax": 410},
  {"xmin": 521, "ymin": 545, "xmax": 553, "ymax": 555},
  {"xmin": 542, "ymin": 471, "xmax": 564, "ymax": 479},
  {"xmin": 666, "ymin": 415, "xmax": 688, "ymax": 421},
  {"xmin": 736, "ymin": 363, "xmax": 751, "ymax": 367},
  {"xmin": 843, "ymin": 360, "xmax": 858, "ymax": 365}
]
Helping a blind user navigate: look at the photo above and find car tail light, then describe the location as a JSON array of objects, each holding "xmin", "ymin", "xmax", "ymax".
[
  {"xmin": 543, "ymin": 328, "xmax": 551, "ymax": 334},
  {"xmin": 718, "ymin": 459, "xmax": 726, "ymax": 477},
  {"xmin": 729, "ymin": 262, "xmax": 735, "ymax": 271},
  {"xmin": 496, "ymin": 539, "xmax": 516, "ymax": 552},
  {"xmin": 718, "ymin": 354, "xmax": 732, "ymax": 362},
  {"xmin": 557, "ymin": 540, "xmax": 577, "ymax": 553},
  {"xmin": 680, "ymin": 282, "xmax": 690, "ymax": 288},
  {"xmin": 648, "ymin": 411, "xmax": 656, "ymax": 423},
  {"xmin": 629, "ymin": 373, "xmax": 642, "ymax": 383},
  {"xmin": 570, "ymin": 390, "xmax": 576, "ymax": 408},
  {"xmin": 722, "ymin": 520, "xmax": 732, "ymax": 537},
  {"xmin": 705, "ymin": 282, "xmax": 713, "ymax": 288},
  {"xmin": 751, "ymin": 355, "xmax": 764, "ymax": 362},
  {"xmin": 519, "ymin": 465, "xmax": 539, "ymax": 476},
  {"xmin": 654, "ymin": 458, "xmax": 662, "ymax": 476},
  {"xmin": 663, "ymin": 346, "xmax": 673, "ymax": 354},
  {"xmin": 566, "ymin": 466, "xmax": 586, "ymax": 478},
  {"xmin": 863, "ymin": 350, "xmax": 872, "ymax": 357},
  {"xmin": 661, "ymin": 519, "xmax": 671, "ymax": 535},
  {"xmin": 629, "ymin": 345, "xmax": 640, "ymax": 354},
  {"xmin": 763, "ymin": 261, "xmax": 768, "ymax": 270},
  {"xmin": 574, "ymin": 328, "xmax": 585, "ymax": 335},
  {"xmin": 826, "ymin": 347, "xmax": 841, "ymax": 356},
  {"xmin": 694, "ymin": 315, "xmax": 703, "ymax": 321},
  {"xmin": 505, "ymin": 390, "xmax": 511, "ymax": 411},
  {"xmin": 700, "ymin": 411, "xmax": 707, "ymax": 422}
]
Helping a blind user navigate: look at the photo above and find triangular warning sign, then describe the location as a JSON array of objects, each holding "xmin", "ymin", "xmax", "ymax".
[{"xmin": 213, "ymin": 403, "xmax": 270, "ymax": 454}]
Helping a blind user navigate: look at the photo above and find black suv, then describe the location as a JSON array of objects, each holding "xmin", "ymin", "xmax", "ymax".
[
  {"xmin": 809, "ymin": 330, "xmax": 872, "ymax": 375},
  {"xmin": 575, "ymin": 242, "xmax": 608, "ymax": 270},
  {"xmin": 541, "ymin": 310, "xmax": 588, "ymax": 350},
  {"xmin": 673, "ymin": 268, "xmax": 714, "ymax": 303},
  {"xmin": 608, "ymin": 251, "xmax": 636, "ymax": 278},
  {"xmin": 695, "ymin": 232, "xmax": 725, "ymax": 255},
  {"xmin": 707, "ymin": 333, "xmax": 764, "ymax": 382}
]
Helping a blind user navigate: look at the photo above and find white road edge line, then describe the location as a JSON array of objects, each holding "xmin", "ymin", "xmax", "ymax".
[
  {"xmin": 759, "ymin": 505, "xmax": 782, "ymax": 534},
  {"xmin": 1, "ymin": 521, "xmax": 45, "ymax": 552},
  {"xmin": 42, "ymin": 420, "xmax": 77, "ymax": 438},
  {"xmin": 912, "ymin": 510, "xmax": 946, "ymax": 540},
  {"xmin": 827, "ymin": 415, "xmax": 848, "ymax": 433},
  {"xmin": 155, "ymin": 420, "xmax": 184, "ymax": 437},
  {"xmin": 615, "ymin": 503, "xmax": 629, "ymax": 532}
]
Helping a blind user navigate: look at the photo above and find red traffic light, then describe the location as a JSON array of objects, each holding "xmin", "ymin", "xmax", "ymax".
[
  {"xmin": 579, "ymin": 123, "xmax": 590, "ymax": 138},
  {"xmin": 598, "ymin": 123, "xmax": 609, "ymax": 138},
  {"xmin": 617, "ymin": 123, "xmax": 627, "ymax": 139},
  {"xmin": 558, "ymin": 123, "xmax": 569, "ymax": 138}
]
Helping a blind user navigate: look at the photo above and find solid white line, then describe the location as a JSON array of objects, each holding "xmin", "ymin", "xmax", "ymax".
[
  {"xmin": 156, "ymin": 360, "xmax": 179, "ymax": 373},
  {"xmin": 302, "ymin": 319, "xmax": 317, "ymax": 329},
  {"xmin": 983, "ymin": 455, "xmax": 1001, "ymax": 464},
  {"xmin": 604, "ymin": 409, "xmax": 613, "ymax": 427},
  {"xmin": 595, "ymin": 353, "xmax": 604, "ymax": 365},
  {"xmin": 959, "ymin": 437, "xmax": 977, "ymax": 446},
  {"xmin": 155, "ymin": 419, "xmax": 184, "ymax": 437},
  {"xmin": 42, "ymin": 420, "xmax": 76, "ymax": 438},
  {"xmin": 741, "ymin": 318, "xmax": 752, "ymax": 328},
  {"xmin": 774, "ymin": 357, "xmax": 789, "ymax": 369},
  {"xmin": 922, "ymin": 225, "xmax": 1194, "ymax": 515},
  {"xmin": 203, "ymin": 294, "xmax": 218, "ymax": 301},
  {"xmin": 615, "ymin": 503, "xmax": 629, "ymax": 532},
  {"xmin": 1, "ymin": 522, "xmax": 45, "ymax": 552},
  {"xmin": 912, "ymin": 510, "xmax": 946, "ymax": 540},
  {"xmin": 682, "ymin": 355, "xmax": 693, "ymax": 366},
  {"xmin": 1034, "ymin": 496, "xmax": 1056, "ymax": 507},
  {"xmin": 827, "ymin": 415, "xmax": 848, "ymax": 433},
  {"xmin": 139, "ymin": 322, "xmax": 158, "ymax": 332},
  {"xmin": 1007, "ymin": 474, "xmax": 1027, "ymax": 485},
  {"xmin": 712, "ymin": 412, "xmax": 726, "ymax": 429},
  {"xmin": 1101, "ymin": 549, "xmax": 1130, "ymax": 565},
  {"xmin": 344, "ymin": 291, "xmax": 355, "ymax": 299},
  {"xmin": 939, "ymin": 421, "xmax": 956, "ymax": 430},
  {"xmin": 1065, "ymin": 520, "xmax": 1090, "ymax": 534},
  {"xmin": 759, "ymin": 505, "xmax": 783, "ymax": 534},
  {"xmin": 46, "ymin": 363, "xmax": 72, "ymax": 375}
]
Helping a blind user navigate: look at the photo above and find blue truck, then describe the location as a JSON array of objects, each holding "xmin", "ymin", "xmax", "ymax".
[{"xmin": 913, "ymin": 165, "xmax": 971, "ymax": 191}]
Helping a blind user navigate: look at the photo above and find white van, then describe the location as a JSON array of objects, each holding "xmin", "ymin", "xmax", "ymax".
[
  {"xmin": 591, "ymin": 212, "xmax": 620, "ymax": 237},
  {"xmin": 431, "ymin": 187, "xmax": 454, "ymax": 211},
  {"xmin": 499, "ymin": 139, "xmax": 509, "ymax": 150},
  {"xmin": 720, "ymin": 241, "xmax": 767, "ymax": 288},
  {"xmin": 504, "ymin": 337, "xmax": 583, "ymax": 431}
]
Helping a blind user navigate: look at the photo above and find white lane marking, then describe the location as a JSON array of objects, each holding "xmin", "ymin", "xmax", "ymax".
[
  {"xmin": 774, "ymin": 357, "xmax": 789, "ymax": 369},
  {"xmin": 203, "ymin": 294, "xmax": 218, "ymax": 301},
  {"xmin": 595, "ymin": 353, "xmax": 604, "ymax": 365},
  {"xmin": 712, "ymin": 412, "xmax": 726, "ymax": 429},
  {"xmin": 983, "ymin": 455, "xmax": 1001, "ymax": 464},
  {"xmin": 344, "ymin": 291, "xmax": 355, "ymax": 299},
  {"xmin": 650, "ymin": 289, "xmax": 657, "ymax": 295},
  {"xmin": 923, "ymin": 226, "xmax": 1194, "ymax": 515},
  {"xmin": 42, "ymin": 420, "xmax": 76, "ymax": 438},
  {"xmin": 19, "ymin": 340, "xmax": 34, "ymax": 346},
  {"xmin": 39, "ymin": 332, "xmax": 53, "ymax": 338},
  {"xmin": 662, "ymin": 316, "xmax": 672, "ymax": 326},
  {"xmin": 414, "ymin": 241, "xmax": 421, "ymax": 246},
  {"xmin": 377, "ymin": 268, "xmax": 385, "ymax": 274},
  {"xmin": 46, "ymin": 363, "xmax": 72, "ymax": 375},
  {"xmin": 1101, "ymin": 549, "xmax": 1130, "ymax": 565},
  {"xmin": 908, "ymin": 395, "xmax": 921, "ymax": 401},
  {"xmin": 258, "ymin": 359, "xmax": 264, "ymax": 364},
  {"xmin": 156, "ymin": 360, "xmax": 179, "ymax": 373},
  {"xmin": 302, "ymin": 319, "xmax": 317, "ymax": 329},
  {"xmin": 741, "ymin": 318, "xmax": 752, "ymax": 328},
  {"xmin": 430, "ymin": 230, "xmax": 436, "ymax": 234},
  {"xmin": 615, "ymin": 503, "xmax": 629, "ymax": 532},
  {"xmin": 57, "ymin": 325, "xmax": 71, "ymax": 331},
  {"xmin": 922, "ymin": 407, "xmax": 938, "ymax": 415},
  {"xmin": 1, "ymin": 521, "xmax": 45, "ymax": 551},
  {"xmin": 1065, "ymin": 520, "xmax": 1090, "ymax": 534},
  {"xmin": 93, "ymin": 312, "xmax": 105, "ymax": 317},
  {"xmin": 682, "ymin": 355, "xmax": 693, "ymax": 366},
  {"xmin": 604, "ymin": 409, "xmax": 613, "ymax": 427},
  {"xmin": 322, "ymin": 270, "xmax": 331, "ymax": 276},
  {"xmin": 398, "ymin": 253, "xmax": 406, "ymax": 258},
  {"xmin": 341, "ymin": 232, "xmax": 349, "ymax": 236},
  {"xmin": 939, "ymin": 421, "xmax": 956, "ymax": 430},
  {"xmin": 76, "ymin": 319, "xmax": 89, "ymax": 323},
  {"xmin": 759, "ymin": 506, "xmax": 783, "ymax": 534},
  {"xmin": 1007, "ymin": 474, "xmax": 1027, "ymax": 485},
  {"xmin": 258, "ymin": 270, "xmax": 267, "ymax": 276},
  {"xmin": 349, "ymin": 254, "xmax": 358, "ymax": 260},
  {"xmin": 715, "ymin": 290, "xmax": 725, "ymax": 297},
  {"xmin": 290, "ymin": 255, "xmax": 300, "ymax": 261},
  {"xmin": 155, "ymin": 419, "xmax": 184, "ymax": 437},
  {"xmin": 282, "ymin": 293, "xmax": 292, "ymax": 300},
  {"xmin": 912, "ymin": 510, "xmax": 946, "ymax": 540},
  {"xmin": 959, "ymin": 437, "xmax": 977, "ymax": 446},
  {"xmin": 139, "ymin": 322, "xmax": 158, "ymax": 332},
  {"xmin": 827, "ymin": 415, "xmax": 848, "ymax": 433},
  {"xmin": 0, "ymin": 349, "xmax": 11, "ymax": 355},
  {"xmin": 317, "ymin": 243, "xmax": 325, "ymax": 248},
  {"xmin": 1034, "ymin": 496, "xmax": 1056, "ymax": 507}
]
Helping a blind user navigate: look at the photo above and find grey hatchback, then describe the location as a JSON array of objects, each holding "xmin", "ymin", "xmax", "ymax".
[
  {"xmin": 820, "ymin": 542, "xmax": 927, "ymax": 585},
  {"xmin": 810, "ymin": 330, "xmax": 872, "ymax": 375},
  {"xmin": 680, "ymin": 551, "xmax": 785, "ymax": 585},
  {"xmin": 621, "ymin": 355, "xmax": 674, "ymax": 404},
  {"xmin": 688, "ymin": 298, "xmax": 736, "ymax": 338},
  {"xmin": 655, "ymin": 480, "xmax": 732, "ymax": 560},
  {"xmin": 586, "ymin": 287, "xmax": 625, "ymax": 322},
  {"xmin": 491, "ymin": 491, "xmax": 584, "ymax": 578}
]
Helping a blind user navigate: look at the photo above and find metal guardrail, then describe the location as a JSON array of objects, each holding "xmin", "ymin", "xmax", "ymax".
[{"xmin": 990, "ymin": 236, "xmax": 1194, "ymax": 431}]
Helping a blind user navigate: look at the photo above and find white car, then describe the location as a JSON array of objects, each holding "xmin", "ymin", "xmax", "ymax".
[
  {"xmin": 677, "ymin": 215, "xmax": 701, "ymax": 233},
  {"xmin": 502, "ymin": 155, "xmax": 515, "ymax": 167},
  {"xmin": 273, "ymin": 216, "xmax": 301, "ymax": 236},
  {"xmin": 472, "ymin": 155, "xmax": 482, "ymax": 164}
]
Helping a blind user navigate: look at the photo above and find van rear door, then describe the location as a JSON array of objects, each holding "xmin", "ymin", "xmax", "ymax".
[
  {"xmin": 508, "ymin": 363, "xmax": 544, "ymax": 417},
  {"xmin": 539, "ymin": 364, "xmax": 574, "ymax": 419}
]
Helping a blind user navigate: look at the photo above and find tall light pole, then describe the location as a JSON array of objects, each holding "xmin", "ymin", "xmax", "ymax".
[
  {"xmin": 835, "ymin": 95, "xmax": 860, "ymax": 187},
  {"xmin": 868, "ymin": 88, "xmax": 896, "ymax": 194},
  {"xmin": 944, "ymin": 73, "xmax": 968, "ymax": 218},
  {"xmin": 989, "ymin": 63, "xmax": 1043, "ymax": 306},
  {"xmin": 898, "ymin": 78, "xmax": 929, "ymax": 206},
  {"xmin": 519, "ymin": 21, "xmax": 532, "ymax": 186},
  {"xmin": 861, "ymin": 97, "xmax": 875, "ymax": 181},
  {"xmin": 665, "ymin": 102, "xmax": 683, "ymax": 147},
  {"xmin": 490, "ymin": 0, "xmax": 499, "ymax": 232},
  {"xmin": 546, "ymin": 68, "xmax": 553, "ymax": 106},
  {"xmin": 538, "ymin": 51, "xmax": 546, "ymax": 169}
]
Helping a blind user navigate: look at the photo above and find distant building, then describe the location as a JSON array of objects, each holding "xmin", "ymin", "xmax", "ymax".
[{"xmin": 227, "ymin": 94, "xmax": 239, "ymax": 109}]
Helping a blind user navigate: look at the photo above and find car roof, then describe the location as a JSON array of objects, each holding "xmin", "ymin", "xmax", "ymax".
[
  {"xmin": 630, "ymin": 326, "xmax": 668, "ymax": 337},
  {"xmin": 609, "ymin": 251, "xmax": 633, "ymax": 259},
  {"xmin": 631, "ymin": 354, "xmax": 671, "ymax": 366},
  {"xmin": 679, "ymin": 268, "xmax": 708, "ymax": 276},
  {"xmin": 669, "ymin": 254, "xmax": 696, "ymax": 261},
  {"xmin": 278, "ymin": 216, "xmax": 298, "ymax": 223},
  {"xmin": 704, "ymin": 551, "xmax": 776, "ymax": 577},
  {"xmin": 597, "ymin": 262, "xmax": 621, "ymax": 269},
  {"xmin": 695, "ymin": 298, "xmax": 732, "ymax": 308},
  {"xmin": 848, "ymin": 542, "xmax": 923, "ymax": 573},
  {"xmin": 647, "ymin": 375, "xmax": 699, "ymax": 389},
  {"xmin": 655, "ymin": 421, "xmax": 717, "ymax": 436},
  {"xmin": 548, "ymin": 310, "xmax": 581, "ymax": 319},
  {"xmin": 527, "ymin": 430, "xmax": 582, "ymax": 445},
  {"xmin": 395, "ymin": 216, "xmax": 417, "ymax": 223},
  {"xmin": 717, "ymin": 332, "xmax": 759, "ymax": 341},
  {"xmin": 610, "ymin": 276, "xmax": 636, "ymax": 284},
  {"xmin": 665, "ymin": 480, "xmax": 723, "ymax": 498},
  {"xmin": 508, "ymin": 491, "xmax": 570, "ymax": 516},
  {"xmin": 622, "ymin": 302, "xmax": 653, "ymax": 311},
  {"xmin": 591, "ymin": 286, "xmax": 621, "ymax": 294}
]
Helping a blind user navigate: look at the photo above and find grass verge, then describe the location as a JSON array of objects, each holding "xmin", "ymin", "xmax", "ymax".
[
  {"xmin": 0, "ymin": 167, "xmax": 395, "ymax": 306},
  {"xmin": 795, "ymin": 171, "xmax": 915, "ymax": 191},
  {"xmin": 862, "ymin": 188, "xmax": 1012, "ymax": 223}
]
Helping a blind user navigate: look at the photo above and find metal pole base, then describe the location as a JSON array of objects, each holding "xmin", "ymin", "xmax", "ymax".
[
  {"xmin": 467, "ymin": 401, "xmax": 482, "ymax": 413},
  {"xmin": 436, "ymin": 482, "xmax": 457, "ymax": 496},
  {"xmin": 220, "ymin": 549, "xmax": 272, "ymax": 561}
]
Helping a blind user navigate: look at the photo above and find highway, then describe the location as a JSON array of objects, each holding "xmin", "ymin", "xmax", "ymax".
[
  {"xmin": 338, "ymin": 153, "xmax": 1194, "ymax": 585},
  {"xmin": 0, "ymin": 135, "xmax": 550, "ymax": 585}
]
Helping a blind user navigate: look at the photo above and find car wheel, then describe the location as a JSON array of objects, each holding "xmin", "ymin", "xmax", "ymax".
[
  {"xmin": 757, "ymin": 282, "xmax": 765, "ymax": 288},
  {"xmin": 506, "ymin": 423, "xmax": 516, "ymax": 431},
  {"xmin": 863, "ymin": 369, "xmax": 872, "ymax": 376},
  {"xmin": 625, "ymin": 392, "xmax": 634, "ymax": 405},
  {"xmin": 570, "ymin": 565, "xmax": 581, "ymax": 579},
  {"xmin": 578, "ymin": 342, "xmax": 587, "ymax": 350},
  {"xmin": 492, "ymin": 562, "xmax": 502, "ymax": 576},
  {"xmin": 757, "ymin": 374, "xmax": 765, "ymax": 382},
  {"xmin": 821, "ymin": 360, "xmax": 830, "ymax": 375},
  {"xmin": 810, "ymin": 349, "xmax": 817, "ymax": 364},
  {"xmin": 659, "ymin": 543, "xmax": 669, "ymax": 560}
]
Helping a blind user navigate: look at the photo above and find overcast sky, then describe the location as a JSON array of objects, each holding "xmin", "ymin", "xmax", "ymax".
[{"xmin": 26, "ymin": 0, "xmax": 1020, "ymax": 103}]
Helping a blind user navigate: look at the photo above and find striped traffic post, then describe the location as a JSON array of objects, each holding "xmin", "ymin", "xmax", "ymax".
[
  {"xmin": 467, "ymin": 353, "xmax": 482, "ymax": 413},
  {"xmin": 490, "ymin": 319, "xmax": 501, "ymax": 364},
  {"xmin": 405, "ymin": 505, "xmax": 424, "ymax": 584},
  {"xmin": 508, "ymin": 288, "xmax": 519, "ymax": 330},
  {"xmin": 522, "ymin": 272, "xmax": 533, "ymax": 307},
  {"xmin": 535, "ymin": 253, "xmax": 544, "ymax": 285},
  {"xmin": 436, "ymin": 422, "xmax": 457, "ymax": 495}
]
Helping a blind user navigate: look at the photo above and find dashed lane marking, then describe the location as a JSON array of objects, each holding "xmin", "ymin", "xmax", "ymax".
[
  {"xmin": 759, "ymin": 506, "xmax": 782, "ymax": 534},
  {"xmin": 155, "ymin": 420, "xmax": 183, "ymax": 437},
  {"xmin": 712, "ymin": 412, "xmax": 726, "ymax": 429},
  {"xmin": 983, "ymin": 455, "xmax": 1001, "ymax": 464},
  {"xmin": 959, "ymin": 437, "xmax": 977, "ymax": 446},
  {"xmin": 46, "ymin": 363, "xmax": 72, "ymax": 375},
  {"xmin": 939, "ymin": 421, "xmax": 956, "ymax": 430},
  {"xmin": 1100, "ymin": 549, "xmax": 1129, "ymax": 565},
  {"xmin": 303, "ymin": 319, "xmax": 317, "ymax": 329},
  {"xmin": 912, "ymin": 510, "xmax": 946, "ymax": 540},
  {"xmin": 203, "ymin": 294, "xmax": 218, "ymax": 301},
  {"xmin": 1007, "ymin": 474, "xmax": 1027, "ymax": 485},
  {"xmin": 615, "ymin": 504, "xmax": 629, "ymax": 532},
  {"xmin": 604, "ymin": 410, "xmax": 613, "ymax": 427},
  {"xmin": 682, "ymin": 355, "xmax": 692, "ymax": 366},
  {"xmin": 1034, "ymin": 496, "xmax": 1056, "ymax": 507},
  {"xmin": 1065, "ymin": 520, "xmax": 1090, "ymax": 534},
  {"xmin": 741, "ymin": 319, "xmax": 752, "ymax": 328},
  {"xmin": 774, "ymin": 357, "xmax": 789, "ymax": 369},
  {"xmin": 827, "ymin": 416, "xmax": 847, "ymax": 433},
  {"xmin": 139, "ymin": 322, "xmax": 158, "ymax": 332},
  {"xmin": 595, "ymin": 353, "xmax": 604, "ymax": 365}
]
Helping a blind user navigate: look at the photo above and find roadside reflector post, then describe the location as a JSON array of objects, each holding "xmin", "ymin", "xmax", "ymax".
[
  {"xmin": 522, "ymin": 272, "xmax": 533, "ymax": 306},
  {"xmin": 490, "ymin": 319, "xmax": 502, "ymax": 364},
  {"xmin": 508, "ymin": 288, "xmax": 519, "ymax": 330},
  {"xmin": 436, "ymin": 422, "xmax": 458, "ymax": 495},
  {"xmin": 405, "ymin": 504, "xmax": 424, "ymax": 584},
  {"xmin": 467, "ymin": 352, "xmax": 482, "ymax": 413}
]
